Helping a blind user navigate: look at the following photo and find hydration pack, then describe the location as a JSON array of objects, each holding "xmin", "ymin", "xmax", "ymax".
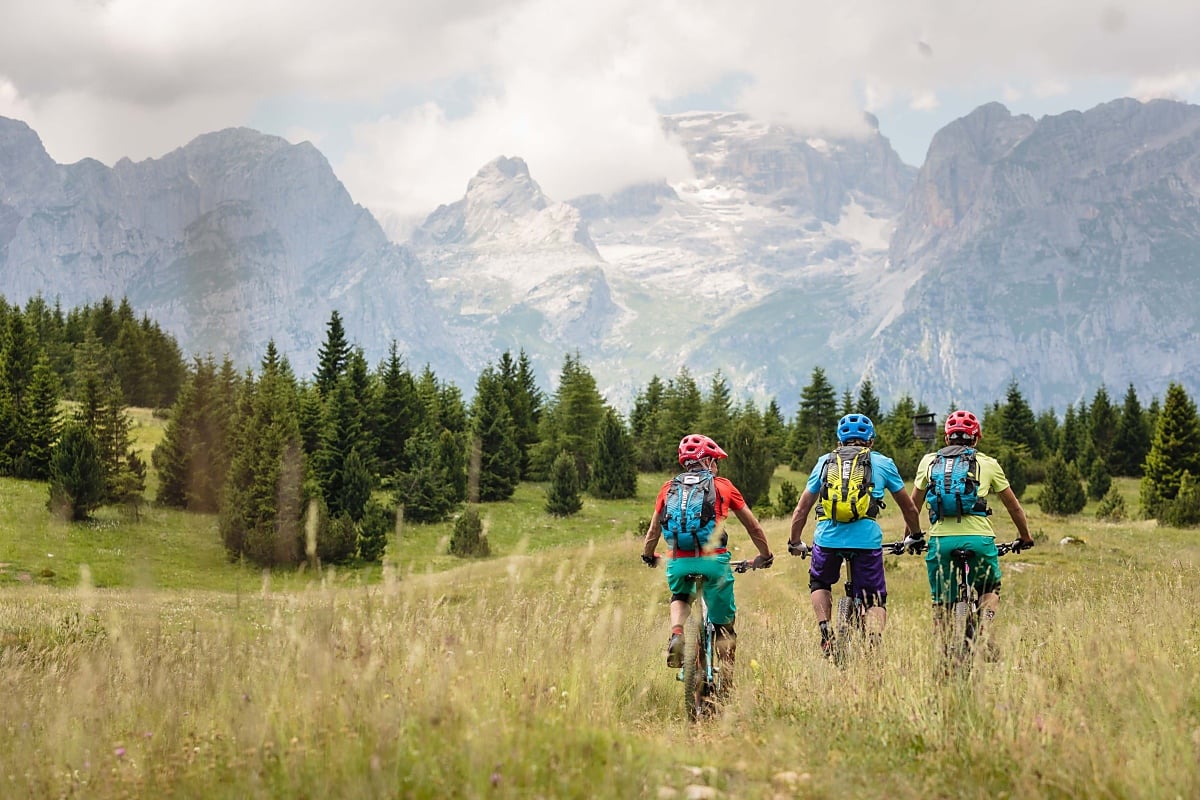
[
  {"xmin": 816, "ymin": 446, "xmax": 882, "ymax": 523},
  {"xmin": 925, "ymin": 445, "xmax": 991, "ymax": 523},
  {"xmin": 661, "ymin": 470, "xmax": 717, "ymax": 551}
]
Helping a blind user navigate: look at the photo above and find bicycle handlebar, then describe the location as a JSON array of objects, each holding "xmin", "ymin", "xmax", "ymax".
[
  {"xmin": 996, "ymin": 539, "xmax": 1034, "ymax": 555},
  {"xmin": 732, "ymin": 559, "xmax": 766, "ymax": 573}
]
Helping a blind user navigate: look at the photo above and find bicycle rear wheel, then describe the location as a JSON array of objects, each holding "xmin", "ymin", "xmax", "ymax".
[
  {"xmin": 951, "ymin": 601, "xmax": 975, "ymax": 667},
  {"xmin": 681, "ymin": 613, "xmax": 704, "ymax": 721},
  {"xmin": 833, "ymin": 597, "xmax": 857, "ymax": 666}
]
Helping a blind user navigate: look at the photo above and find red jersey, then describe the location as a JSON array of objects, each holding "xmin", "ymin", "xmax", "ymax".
[{"xmin": 653, "ymin": 474, "xmax": 747, "ymax": 525}]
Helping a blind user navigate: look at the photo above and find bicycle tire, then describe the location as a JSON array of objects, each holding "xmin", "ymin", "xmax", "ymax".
[
  {"xmin": 951, "ymin": 601, "xmax": 974, "ymax": 665},
  {"xmin": 681, "ymin": 612, "xmax": 704, "ymax": 722},
  {"xmin": 833, "ymin": 597, "xmax": 856, "ymax": 666}
]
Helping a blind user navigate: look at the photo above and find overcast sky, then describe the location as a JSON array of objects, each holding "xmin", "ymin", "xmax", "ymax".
[{"xmin": 3, "ymin": 1, "xmax": 1199, "ymax": 228}]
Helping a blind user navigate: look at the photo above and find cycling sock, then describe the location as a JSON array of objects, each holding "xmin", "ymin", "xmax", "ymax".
[
  {"xmin": 818, "ymin": 620, "xmax": 832, "ymax": 641},
  {"xmin": 671, "ymin": 625, "xmax": 683, "ymax": 636}
]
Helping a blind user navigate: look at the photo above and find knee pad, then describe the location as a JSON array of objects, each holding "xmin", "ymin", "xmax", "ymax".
[
  {"xmin": 808, "ymin": 578, "xmax": 833, "ymax": 593},
  {"xmin": 671, "ymin": 592, "xmax": 691, "ymax": 604},
  {"xmin": 713, "ymin": 623, "xmax": 737, "ymax": 643},
  {"xmin": 863, "ymin": 593, "xmax": 887, "ymax": 609}
]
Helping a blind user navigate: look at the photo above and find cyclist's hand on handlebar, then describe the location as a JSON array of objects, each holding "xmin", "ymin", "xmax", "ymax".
[
  {"xmin": 753, "ymin": 553, "xmax": 774, "ymax": 570},
  {"xmin": 903, "ymin": 532, "xmax": 927, "ymax": 554},
  {"xmin": 787, "ymin": 541, "xmax": 811, "ymax": 559},
  {"xmin": 641, "ymin": 553, "xmax": 661, "ymax": 568},
  {"xmin": 1015, "ymin": 538, "xmax": 1035, "ymax": 552}
]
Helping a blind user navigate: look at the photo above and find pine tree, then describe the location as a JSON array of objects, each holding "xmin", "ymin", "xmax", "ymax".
[
  {"xmin": 1111, "ymin": 384, "xmax": 1151, "ymax": 477},
  {"xmin": 722, "ymin": 408, "xmax": 774, "ymax": 509},
  {"xmin": 498, "ymin": 350, "xmax": 542, "ymax": 480},
  {"xmin": 153, "ymin": 356, "xmax": 235, "ymax": 511},
  {"xmin": 531, "ymin": 352, "xmax": 604, "ymax": 484},
  {"xmin": 373, "ymin": 342, "xmax": 420, "ymax": 477},
  {"xmin": 775, "ymin": 479, "xmax": 800, "ymax": 519},
  {"xmin": 1059, "ymin": 403, "xmax": 1083, "ymax": 465},
  {"xmin": 1095, "ymin": 484, "xmax": 1128, "ymax": 522},
  {"xmin": 16, "ymin": 356, "xmax": 61, "ymax": 480},
  {"xmin": 1086, "ymin": 457, "xmax": 1112, "ymax": 501},
  {"xmin": 314, "ymin": 377, "xmax": 374, "ymax": 518},
  {"xmin": 314, "ymin": 310, "xmax": 350, "ymax": 397},
  {"xmin": 395, "ymin": 429, "xmax": 456, "ymax": 523},
  {"xmin": 218, "ymin": 350, "xmax": 306, "ymax": 566},
  {"xmin": 546, "ymin": 450, "xmax": 583, "ymax": 517},
  {"xmin": 855, "ymin": 380, "xmax": 882, "ymax": 424},
  {"xmin": 1140, "ymin": 383, "xmax": 1200, "ymax": 518},
  {"xmin": 591, "ymin": 407, "xmax": 637, "ymax": 499},
  {"xmin": 471, "ymin": 367, "xmax": 521, "ymax": 502},
  {"xmin": 999, "ymin": 380, "xmax": 1041, "ymax": 456},
  {"xmin": 763, "ymin": 399, "xmax": 788, "ymax": 467},
  {"xmin": 1088, "ymin": 385, "xmax": 1118, "ymax": 466},
  {"xmin": 790, "ymin": 366, "xmax": 837, "ymax": 467},
  {"xmin": 48, "ymin": 421, "xmax": 105, "ymax": 521},
  {"xmin": 1038, "ymin": 454, "xmax": 1087, "ymax": 516},
  {"xmin": 449, "ymin": 506, "xmax": 491, "ymax": 557},
  {"xmin": 699, "ymin": 371, "xmax": 734, "ymax": 448},
  {"xmin": 1160, "ymin": 471, "xmax": 1200, "ymax": 528},
  {"xmin": 356, "ymin": 499, "xmax": 393, "ymax": 563}
]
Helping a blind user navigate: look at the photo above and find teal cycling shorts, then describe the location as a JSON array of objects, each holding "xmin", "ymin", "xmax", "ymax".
[
  {"xmin": 665, "ymin": 552, "xmax": 736, "ymax": 625},
  {"xmin": 925, "ymin": 535, "xmax": 1002, "ymax": 605}
]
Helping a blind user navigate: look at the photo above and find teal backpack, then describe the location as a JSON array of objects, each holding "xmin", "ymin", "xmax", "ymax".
[
  {"xmin": 661, "ymin": 470, "xmax": 717, "ymax": 551},
  {"xmin": 925, "ymin": 445, "xmax": 991, "ymax": 523}
]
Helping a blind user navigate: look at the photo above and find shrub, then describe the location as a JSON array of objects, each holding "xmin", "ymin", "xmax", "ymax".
[
  {"xmin": 1159, "ymin": 471, "xmax": 1200, "ymax": 528},
  {"xmin": 1038, "ymin": 454, "xmax": 1086, "ymax": 516},
  {"xmin": 1095, "ymin": 485, "xmax": 1128, "ymax": 522},
  {"xmin": 546, "ymin": 451, "xmax": 583, "ymax": 517},
  {"xmin": 450, "ymin": 506, "xmax": 491, "ymax": 558},
  {"xmin": 1086, "ymin": 457, "xmax": 1112, "ymax": 501},
  {"xmin": 774, "ymin": 479, "xmax": 800, "ymax": 519}
]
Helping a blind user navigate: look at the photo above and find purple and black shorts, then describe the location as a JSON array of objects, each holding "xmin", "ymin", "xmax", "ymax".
[{"xmin": 808, "ymin": 545, "xmax": 888, "ymax": 606}]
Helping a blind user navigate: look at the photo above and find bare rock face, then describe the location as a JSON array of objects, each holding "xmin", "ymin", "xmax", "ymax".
[
  {"xmin": 3, "ymin": 97, "xmax": 1200, "ymax": 412},
  {"xmin": 869, "ymin": 99, "xmax": 1200, "ymax": 410},
  {"xmin": 0, "ymin": 118, "xmax": 461, "ymax": 378}
]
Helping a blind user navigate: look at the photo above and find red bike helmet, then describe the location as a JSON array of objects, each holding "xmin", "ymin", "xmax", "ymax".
[
  {"xmin": 678, "ymin": 434, "xmax": 728, "ymax": 465},
  {"xmin": 944, "ymin": 410, "xmax": 982, "ymax": 440}
]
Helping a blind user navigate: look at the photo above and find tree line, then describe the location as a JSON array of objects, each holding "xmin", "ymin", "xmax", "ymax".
[{"xmin": 20, "ymin": 304, "xmax": 1200, "ymax": 566}]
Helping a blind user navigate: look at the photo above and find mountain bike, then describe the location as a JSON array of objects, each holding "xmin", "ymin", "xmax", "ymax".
[
  {"xmin": 678, "ymin": 559, "xmax": 761, "ymax": 722},
  {"xmin": 942, "ymin": 538, "xmax": 1032, "ymax": 671},
  {"xmin": 793, "ymin": 537, "xmax": 924, "ymax": 666}
]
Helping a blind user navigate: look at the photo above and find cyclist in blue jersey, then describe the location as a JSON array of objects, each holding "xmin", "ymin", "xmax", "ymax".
[{"xmin": 786, "ymin": 413, "xmax": 924, "ymax": 656}]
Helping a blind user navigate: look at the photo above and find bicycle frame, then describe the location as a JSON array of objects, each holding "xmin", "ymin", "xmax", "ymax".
[
  {"xmin": 802, "ymin": 540, "xmax": 918, "ymax": 666},
  {"xmin": 943, "ymin": 539, "xmax": 1023, "ymax": 670},
  {"xmin": 678, "ymin": 559, "xmax": 756, "ymax": 722}
]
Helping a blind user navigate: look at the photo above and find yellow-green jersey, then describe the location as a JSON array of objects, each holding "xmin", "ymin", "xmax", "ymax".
[{"xmin": 914, "ymin": 450, "xmax": 1008, "ymax": 537}]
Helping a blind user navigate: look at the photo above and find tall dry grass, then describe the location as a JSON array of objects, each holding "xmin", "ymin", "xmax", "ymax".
[{"xmin": 1, "ymin": 524, "xmax": 1198, "ymax": 799}]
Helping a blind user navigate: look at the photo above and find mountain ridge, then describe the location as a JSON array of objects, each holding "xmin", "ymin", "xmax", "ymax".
[{"xmin": 1, "ymin": 99, "xmax": 1199, "ymax": 413}]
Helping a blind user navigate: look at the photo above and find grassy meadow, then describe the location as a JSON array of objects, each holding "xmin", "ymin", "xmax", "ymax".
[{"xmin": 1, "ymin": 417, "xmax": 1198, "ymax": 798}]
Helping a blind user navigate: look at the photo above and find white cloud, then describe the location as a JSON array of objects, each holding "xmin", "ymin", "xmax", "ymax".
[{"xmin": 4, "ymin": 0, "xmax": 1200, "ymax": 221}]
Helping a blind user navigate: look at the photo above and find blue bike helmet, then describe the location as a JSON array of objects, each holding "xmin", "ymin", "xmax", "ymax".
[{"xmin": 836, "ymin": 413, "xmax": 875, "ymax": 443}]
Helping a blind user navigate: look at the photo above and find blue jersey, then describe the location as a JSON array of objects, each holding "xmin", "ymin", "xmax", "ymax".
[{"xmin": 806, "ymin": 450, "xmax": 905, "ymax": 549}]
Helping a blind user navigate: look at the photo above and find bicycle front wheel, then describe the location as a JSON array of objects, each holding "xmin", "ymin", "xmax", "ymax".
[{"xmin": 681, "ymin": 613, "xmax": 704, "ymax": 722}]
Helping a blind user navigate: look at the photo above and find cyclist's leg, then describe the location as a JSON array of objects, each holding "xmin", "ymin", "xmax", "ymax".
[
  {"xmin": 849, "ymin": 548, "xmax": 888, "ymax": 638},
  {"xmin": 808, "ymin": 545, "xmax": 843, "ymax": 654},
  {"xmin": 665, "ymin": 557, "xmax": 701, "ymax": 667},
  {"xmin": 808, "ymin": 545, "xmax": 842, "ymax": 622},
  {"xmin": 704, "ymin": 554, "xmax": 736, "ymax": 658},
  {"xmin": 925, "ymin": 537, "xmax": 956, "ymax": 644},
  {"xmin": 970, "ymin": 540, "xmax": 1003, "ymax": 658}
]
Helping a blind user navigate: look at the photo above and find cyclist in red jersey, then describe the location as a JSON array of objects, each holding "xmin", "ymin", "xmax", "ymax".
[{"xmin": 641, "ymin": 434, "xmax": 773, "ymax": 672}]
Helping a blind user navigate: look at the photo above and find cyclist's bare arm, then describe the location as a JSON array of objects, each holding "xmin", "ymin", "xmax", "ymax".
[
  {"xmin": 996, "ymin": 487, "xmax": 1034, "ymax": 545},
  {"xmin": 642, "ymin": 515, "xmax": 662, "ymax": 560},
  {"xmin": 732, "ymin": 505, "xmax": 772, "ymax": 560},
  {"xmin": 788, "ymin": 488, "xmax": 818, "ymax": 547},
  {"xmin": 891, "ymin": 487, "xmax": 924, "ymax": 537}
]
